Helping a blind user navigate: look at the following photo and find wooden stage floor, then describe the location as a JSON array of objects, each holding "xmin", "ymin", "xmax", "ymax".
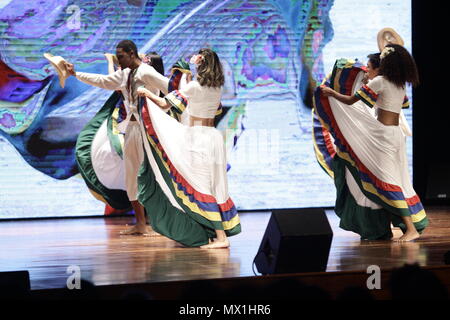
[{"xmin": 0, "ymin": 208, "xmax": 449, "ymax": 291}]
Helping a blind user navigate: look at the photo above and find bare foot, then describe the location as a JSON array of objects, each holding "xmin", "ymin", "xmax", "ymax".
[
  {"xmin": 200, "ymin": 238, "xmax": 230, "ymax": 249},
  {"xmin": 120, "ymin": 225, "xmax": 136, "ymax": 235},
  {"xmin": 395, "ymin": 231, "xmax": 420, "ymax": 242},
  {"xmin": 142, "ymin": 229, "xmax": 161, "ymax": 237}
]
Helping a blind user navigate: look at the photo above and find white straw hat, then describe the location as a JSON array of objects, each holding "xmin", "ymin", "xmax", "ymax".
[
  {"xmin": 377, "ymin": 28, "xmax": 404, "ymax": 51},
  {"xmin": 43, "ymin": 53, "xmax": 70, "ymax": 88}
]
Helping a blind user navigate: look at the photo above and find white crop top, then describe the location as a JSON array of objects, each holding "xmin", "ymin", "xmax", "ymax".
[
  {"xmin": 364, "ymin": 76, "xmax": 405, "ymax": 114},
  {"xmin": 178, "ymin": 80, "xmax": 222, "ymax": 118}
]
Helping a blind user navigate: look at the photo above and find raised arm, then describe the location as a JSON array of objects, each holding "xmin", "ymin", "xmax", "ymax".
[
  {"xmin": 104, "ymin": 53, "xmax": 119, "ymax": 75},
  {"xmin": 65, "ymin": 62, "xmax": 123, "ymax": 91},
  {"xmin": 137, "ymin": 87, "xmax": 169, "ymax": 109},
  {"xmin": 321, "ymin": 85, "xmax": 360, "ymax": 105}
]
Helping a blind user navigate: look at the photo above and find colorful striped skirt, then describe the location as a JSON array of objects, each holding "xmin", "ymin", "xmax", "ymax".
[
  {"xmin": 76, "ymin": 92, "xmax": 130, "ymax": 210},
  {"xmin": 313, "ymin": 59, "xmax": 428, "ymax": 240},
  {"xmin": 136, "ymin": 97, "xmax": 241, "ymax": 247}
]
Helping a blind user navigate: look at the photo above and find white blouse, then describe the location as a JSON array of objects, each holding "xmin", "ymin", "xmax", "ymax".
[
  {"xmin": 365, "ymin": 76, "xmax": 406, "ymax": 114},
  {"xmin": 178, "ymin": 80, "xmax": 222, "ymax": 119}
]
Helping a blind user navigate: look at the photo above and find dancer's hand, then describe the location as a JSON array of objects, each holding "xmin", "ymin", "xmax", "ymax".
[
  {"xmin": 362, "ymin": 73, "xmax": 369, "ymax": 85},
  {"xmin": 65, "ymin": 62, "xmax": 76, "ymax": 76},
  {"xmin": 137, "ymin": 87, "xmax": 151, "ymax": 97},
  {"xmin": 320, "ymin": 85, "xmax": 335, "ymax": 97},
  {"xmin": 186, "ymin": 72, "xmax": 192, "ymax": 83},
  {"xmin": 190, "ymin": 54, "xmax": 204, "ymax": 65},
  {"xmin": 104, "ymin": 53, "xmax": 119, "ymax": 66}
]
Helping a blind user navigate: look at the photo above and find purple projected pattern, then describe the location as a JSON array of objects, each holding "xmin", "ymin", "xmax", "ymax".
[
  {"xmin": 0, "ymin": 0, "xmax": 332, "ymax": 178},
  {"xmin": 0, "ymin": 0, "xmax": 335, "ymax": 218}
]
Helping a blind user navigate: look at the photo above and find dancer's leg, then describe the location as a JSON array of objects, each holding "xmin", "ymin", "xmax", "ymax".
[
  {"xmin": 396, "ymin": 216, "xmax": 420, "ymax": 242},
  {"xmin": 120, "ymin": 120, "xmax": 156, "ymax": 236},
  {"xmin": 120, "ymin": 201, "xmax": 157, "ymax": 235},
  {"xmin": 200, "ymin": 230, "xmax": 229, "ymax": 249}
]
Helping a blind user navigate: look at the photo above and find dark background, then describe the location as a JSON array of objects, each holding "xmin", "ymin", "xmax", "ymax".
[{"xmin": 412, "ymin": 0, "xmax": 448, "ymax": 205}]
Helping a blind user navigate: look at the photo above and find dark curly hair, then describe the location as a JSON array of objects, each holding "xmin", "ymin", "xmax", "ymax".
[
  {"xmin": 378, "ymin": 44, "xmax": 419, "ymax": 88},
  {"xmin": 196, "ymin": 48, "xmax": 224, "ymax": 88}
]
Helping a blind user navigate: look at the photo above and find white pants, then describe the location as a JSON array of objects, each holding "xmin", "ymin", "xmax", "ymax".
[{"xmin": 123, "ymin": 120, "xmax": 144, "ymax": 201}]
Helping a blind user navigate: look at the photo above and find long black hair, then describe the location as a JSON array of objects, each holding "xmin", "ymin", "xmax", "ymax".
[
  {"xmin": 367, "ymin": 52, "xmax": 381, "ymax": 69},
  {"xmin": 379, "ymin": 44, "xmax": 419, "ymax": 88},
  {"xmin": 144, "ymin": 51, "xmax": 164, "ymax": 76},
  {"xmin": 143, "ymin": 51, "xmax": 165, "ymax": 97}
]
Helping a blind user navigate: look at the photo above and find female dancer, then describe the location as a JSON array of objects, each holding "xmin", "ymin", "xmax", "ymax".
[
  {"xmin": 318, "ymin": 44, "xmax": 427, "ymax": 241},
  {"xmin": 135, "ymin": 48, "xmax": 241, "ymax": 248}
]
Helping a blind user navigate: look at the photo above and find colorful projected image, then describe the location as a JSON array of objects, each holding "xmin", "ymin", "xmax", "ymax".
[{"xmin": 0, "ymin": 0, "xmax": 412, "ymax": 218}]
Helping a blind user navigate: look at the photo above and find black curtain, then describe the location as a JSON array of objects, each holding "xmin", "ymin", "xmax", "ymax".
[{"xmin": 412, "ymin": 0, "xmax": 448, "ymax": 205}]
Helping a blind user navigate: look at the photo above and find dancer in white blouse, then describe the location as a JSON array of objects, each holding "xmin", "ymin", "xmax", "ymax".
[
  {"xmin": 136, "ymin": 48, "xmax": 241, "ymax": 248},
  {"xmin": 319, "ymin": 44, "xmax": 427, "ymax": 242}
]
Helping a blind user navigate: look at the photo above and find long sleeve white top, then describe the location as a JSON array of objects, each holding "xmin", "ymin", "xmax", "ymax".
[{"xmin": 76, "ymin": 63, "xmax": 169, "ymax": 131}]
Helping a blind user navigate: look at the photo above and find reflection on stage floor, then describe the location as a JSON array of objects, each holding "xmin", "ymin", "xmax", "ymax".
[{"xmin": 0, "ymin": 208, "xmax": 449, "ymax": 290}]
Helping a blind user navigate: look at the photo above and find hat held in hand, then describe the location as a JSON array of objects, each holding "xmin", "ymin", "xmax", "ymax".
[
  {"xmin": 43, "ymin": 53, "xmax": 70, "ymax": 88},
  {"xmin": 377, "ymin": 28, "xmax": 404, "ymax": 51}
]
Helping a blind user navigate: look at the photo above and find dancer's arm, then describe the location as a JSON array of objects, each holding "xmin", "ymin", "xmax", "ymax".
[
  {"xmin": 141, "ymin": 67, "xmax": 170, "ymax": 95},
  {"xmin": 65, "ymin": 62, "xmax": 123, "ymax": 90},
  {"xmin": 321, "ymin": 86, "xmax": 360, "ymax": 105},
  {"xmin": 137, "ymin": 87, "xmax": 169, "ymax": 109},
  {"xmin": 185, "ymin": 72, "xmax": 192, "ymax": 83},
  {"xmin": 104, "ymin": 53, "xmax": 119, "ymax": 75}
]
